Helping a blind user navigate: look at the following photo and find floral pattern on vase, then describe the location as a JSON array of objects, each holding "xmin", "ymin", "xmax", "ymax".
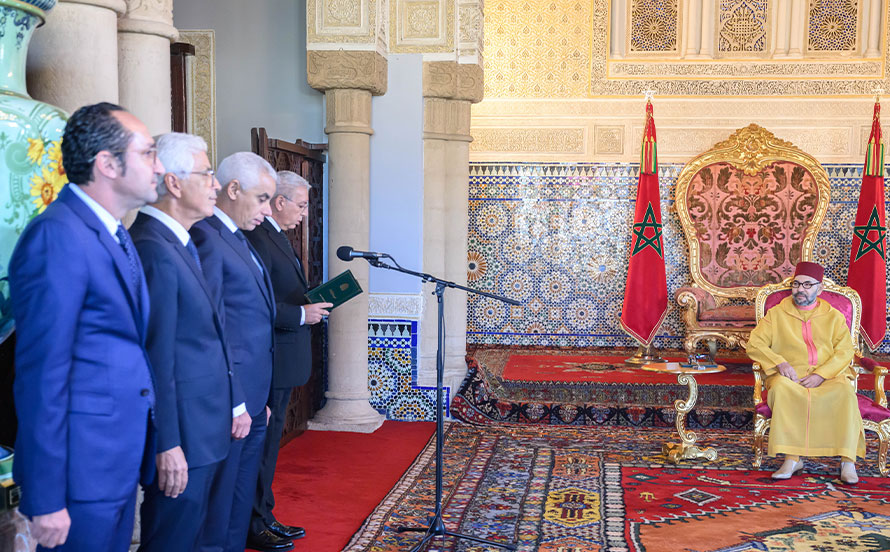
[
  {"xmin": 685, "ymin": 161, "xmax": 819, "ymax": 289},
  {"xmin": 0, "ymin": 0, "xmax": 67, "ymax": 343}
]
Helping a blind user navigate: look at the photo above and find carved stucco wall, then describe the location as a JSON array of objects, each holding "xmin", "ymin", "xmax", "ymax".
[{"xmin": 471, "ymin": 0, "xmax": 890, "ymax": 164}]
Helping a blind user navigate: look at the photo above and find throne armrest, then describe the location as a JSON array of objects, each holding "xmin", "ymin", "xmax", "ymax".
[
  {"xmin": 856, "ymin": 356, "xmax": 888, "ymax": 409},
  {"xmin": 675, "ymin": 286, "xmax": 717, "ymax": 319}
]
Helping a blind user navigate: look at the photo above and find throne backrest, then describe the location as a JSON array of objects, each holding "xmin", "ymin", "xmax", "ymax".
[
  {"xmin": 756, "ymin": 277, "xmax": 862, "ymax": 353},
  {"xmin": 675, "ymin": 125, "xmax": 831, "ymax": 301}
]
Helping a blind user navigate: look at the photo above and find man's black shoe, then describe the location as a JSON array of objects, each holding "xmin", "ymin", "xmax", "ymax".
[
  {"xmin": 246, "ymin": 529, "xmax": 295, "ymax": 551},
  {"xmin": 268, "ymin": 521, "xmax": 306, "ymax": 540}
]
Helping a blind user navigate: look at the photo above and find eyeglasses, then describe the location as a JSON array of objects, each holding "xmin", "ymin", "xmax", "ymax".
[
  {"xmin": 281, "ymin": 195, "xmax": 309, "ymax": 211},
  {"xmin": 190, "ymin": 169, "xmax": 215, "ymax": 179},
  {"xmin": 791, "ymin": 281, "xmax": 819, "ymax": 290}
]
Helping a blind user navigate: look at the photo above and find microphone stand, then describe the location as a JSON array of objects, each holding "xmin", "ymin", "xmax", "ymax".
[{"xmin": 362, "ymin": 254, "xmax": 519, "ymax": 552}]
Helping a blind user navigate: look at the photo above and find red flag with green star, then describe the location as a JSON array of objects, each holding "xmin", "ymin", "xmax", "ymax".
[
  {"xmin": 620, "ymin": 100, "xmax": 668, "ymax": 346},
  {"xmin": 847, "ymin": 100, "xmax": 888, "ymax": 351}
]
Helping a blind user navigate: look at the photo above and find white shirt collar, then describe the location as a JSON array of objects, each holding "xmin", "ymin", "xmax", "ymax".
[
  {"xmin": 68, "ymin": 183, "xmax": 120, "ymax": 241},
  {"xmin": 140, "ymin": 205, "xmax": 191, "ymax": 246},
  {"xmin": 213, "ymin": 206, "xmax": 239, "ymax": 234},
  {"xmin": 266, "ymin": 216, "xmax": 282, "ymax": 233}
]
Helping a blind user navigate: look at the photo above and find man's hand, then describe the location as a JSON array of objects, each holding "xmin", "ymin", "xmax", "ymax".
[
  {"xmin": 303, "ymin": 302, "xmax": 333, "ymax": 325},
  {"xmin": 232, "ymin": 411, "xmax": 251, "ymax": 439},
  {"xmin": 31, "ymin": 508, "xmax": 70, "ymax": 548},
  {"xmin": 776, "ymin": 362, "xmax": 798, "ymax": 382},
  {"xmin": 799, "ymin": 374, "xmax": 825, "ymax": 388},
  {"xmin": 156, "ymin": 446, "xmax": 189, "ymax": 498},
  {"xmin": 266, "ymin": 405, "xmax": 271, "ymax": 426}
]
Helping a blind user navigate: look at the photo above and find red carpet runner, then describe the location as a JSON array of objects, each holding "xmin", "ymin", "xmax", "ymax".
[{"xmin": 265, "ymin": 420, "xmax": 435, "ymax": 551}]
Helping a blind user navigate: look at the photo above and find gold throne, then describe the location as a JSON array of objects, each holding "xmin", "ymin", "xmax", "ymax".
[{"xmin": 674, "ymin": 125, "xmax": 831, "ymax": 357}]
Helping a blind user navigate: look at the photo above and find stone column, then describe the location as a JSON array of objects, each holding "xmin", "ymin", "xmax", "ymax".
[
  {"xmin": 307, "ymin": 50, "xmax": 386, "ymax": 433},
  {"xmin": 420, "ymin": 62, "xmax": 483, "ymax": 392},
  {"xmin": 118, "ymin": 0, "xmax": 178, "ymax": 135},
  {"xmin": 27, "ymin": 0, "xmax": 126, "ymax": 113}
]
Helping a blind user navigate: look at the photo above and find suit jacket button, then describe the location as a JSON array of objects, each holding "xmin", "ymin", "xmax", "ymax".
[{"xmin": 140, "ymin": 389, "xmax": 150, "ymax": 397}]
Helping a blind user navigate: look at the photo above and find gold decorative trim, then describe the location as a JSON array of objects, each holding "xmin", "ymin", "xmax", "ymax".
[
  {"xmin": 180, "ymin": 30, "xmax": 217, "ymax": 167},
  {"xmin": 674, "ymin": 124, "xmax": 831, "ymax": 301}
]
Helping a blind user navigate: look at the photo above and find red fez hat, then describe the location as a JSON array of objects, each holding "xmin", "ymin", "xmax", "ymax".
[{"xmin": 794, "ymin": 261, "xmax": 824, "ymax": 282}]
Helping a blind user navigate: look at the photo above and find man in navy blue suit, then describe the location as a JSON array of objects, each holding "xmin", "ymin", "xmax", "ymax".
[
  {"xmin": 130, "ymin": 132, "xmax": 252, "ymax": 551},
  {"xmin": 246, "ymin": 171, "xmax": 330, "ymax": 543},
  {"xmin": 191, "ymin": 152, "xmax": 290, "ymax": 552},
  {"xmin": 9, "ymin": 102, "xmax": 164, "ymax": 550}
]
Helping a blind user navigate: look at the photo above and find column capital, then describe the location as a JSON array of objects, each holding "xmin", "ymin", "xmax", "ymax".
[
  {"xmin": 307, "ymin": 50, "xmax": 387, "ymax": 95},
  {"xmin": 325, "ymin": 88, "xmax": 374, "ymax": 135},
  {"xmin": 118, "ymin": 0, "xmax": 177, "ymax": 40},
  {"xmin": 422, "ymin": 61, "xmax": 483, "ymax": 103}
]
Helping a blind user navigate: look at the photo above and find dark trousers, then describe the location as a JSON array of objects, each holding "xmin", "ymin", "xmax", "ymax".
[
  {"xmin": 38, "ymin": 491, "xmax": 138, "ymax": 552},
  {"xmin": 249, "ymin": 387, "xmax": 291, "ymax": 534},
  {"xmin": 199, "ymin": 411, "xmax": 267, "ymax": 552},
  {"xmin": 138, "ymin": 459, "xmax": 221, "ymax": 552}
]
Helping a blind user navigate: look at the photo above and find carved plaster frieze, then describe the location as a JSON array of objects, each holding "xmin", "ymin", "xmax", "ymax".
[
  {"xmin": 180, "ymin": 30, "xmax": 217, "ymax": 166},
  {"xmin": 594, "ymin": 125, "xmax": 624, "ymax": 154},
  {"xmin": 390, "ymin": 0, "xmax": 453, "ymax": 53},
  {"xmin": 369, "ymin": 293, "xmax": 424, "ymax": 318},
  {"xmin": 423, "ymin": 61, "xmax": 483, "ymax": 102},
  {"xmin": 307, "ymin": 50, "xmax": 387, "ymax": 95},
  {"xmin": 470, "ymin": 127, "xmax": 586, "ymax": 153},
  {"xmin": 308, "ymin": 0, "xmax": 387, "ymax": 50}
]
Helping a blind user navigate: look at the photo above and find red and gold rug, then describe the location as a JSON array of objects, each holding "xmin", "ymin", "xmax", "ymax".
[{"xmin": 345, "ymin": 423, "xmax": 890, "ymax": 552}]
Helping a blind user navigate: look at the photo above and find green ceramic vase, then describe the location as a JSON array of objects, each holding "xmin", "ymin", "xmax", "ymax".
[{"xmin": 0, "ymin": 0, "xmax": 67, "ymax": 343}]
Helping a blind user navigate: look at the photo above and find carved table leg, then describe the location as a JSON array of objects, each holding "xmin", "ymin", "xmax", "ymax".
[{"xmin": 663, "ymin": 373, "xmax": 719, "ymax": 464}]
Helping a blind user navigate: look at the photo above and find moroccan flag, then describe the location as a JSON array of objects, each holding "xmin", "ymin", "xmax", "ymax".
[
  {"xmin": 847, "ymin": 100, "xmax": 888, "ymax": 351},
  {"xmin": 620, "ymin": 100, "xmax": 668, "ymax": 345}
]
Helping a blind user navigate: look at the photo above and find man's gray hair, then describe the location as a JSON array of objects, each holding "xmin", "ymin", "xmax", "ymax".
[
  {"xmin": 276, "ymin": 170, "xmax": 312, "ymax": 200},
  {"xmin": 217, "ymin": 152, "xmax": 277, "ymax": 192},
  {"xmin": 154, "ymin": 132, "xmax": 208, "ymax": 197}
]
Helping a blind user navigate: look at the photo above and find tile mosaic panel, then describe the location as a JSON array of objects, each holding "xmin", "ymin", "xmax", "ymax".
[
  {"xmin": 467, "ymin": 162, "xmax": 890, "ymax": 354},
  {"xmin": 368, "ymin": 319, "xmax": 446, "ymax": 421}
]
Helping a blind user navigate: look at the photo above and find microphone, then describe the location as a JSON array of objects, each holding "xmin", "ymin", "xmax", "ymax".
[{"xmin": 337, "ymin": 245, "xmax": 385, "ymax": 261}]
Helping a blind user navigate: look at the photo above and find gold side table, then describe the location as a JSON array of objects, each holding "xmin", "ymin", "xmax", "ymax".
[{"xmin": 642, "ymin": 362, "xmax": 726, "ymax": 464}]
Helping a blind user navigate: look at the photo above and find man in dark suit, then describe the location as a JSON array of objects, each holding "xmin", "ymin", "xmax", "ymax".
[
  {"xmin": 130, "ymin": 132, "xmax": 252, "ymax": 551},
  {"xmin": 246, "ymin": 171, "xmax": 331, "ymax": 543},
  {"xmin": 9, "ymin": 102, "xmax": 163, "ymax": 550},
  {"xmin": 190, "ymin": 152, "xmax": 291, "ymax": 552}
]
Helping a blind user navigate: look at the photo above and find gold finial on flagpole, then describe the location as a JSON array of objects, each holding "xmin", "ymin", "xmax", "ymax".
[
  {"xmin": 873, "ymin": 86, "xmax": 884, "ymax": 103},
  {"xmin": 642, "ymin": 89, "xmax": 657, "ymax": 102}
]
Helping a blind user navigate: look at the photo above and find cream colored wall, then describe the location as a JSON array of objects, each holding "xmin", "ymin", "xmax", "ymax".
[{"xmin": 471, "ymin": 0, "xmax": 890, "ymax": 164}]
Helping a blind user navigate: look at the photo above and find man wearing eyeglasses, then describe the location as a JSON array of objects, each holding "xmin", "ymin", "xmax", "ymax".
[
  {"xmin": 747, "ymin": 261, "xmax": 864, "ymax": 484},
  {"xmin": 129, "ymin": 133, "xmax": 253, "ymax": 551},
  {"xmin": 245, "ymin": 171, "xmax": 331, "ymax": 548},
  {"xmin": 9, "ymin": 103, "xmax": 164, "ymax": 550}
]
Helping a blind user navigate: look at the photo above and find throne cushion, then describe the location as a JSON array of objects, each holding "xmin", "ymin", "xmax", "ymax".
[{"xmin": 755, "ymin": 391, "xmax": 890, "ymax": 422}]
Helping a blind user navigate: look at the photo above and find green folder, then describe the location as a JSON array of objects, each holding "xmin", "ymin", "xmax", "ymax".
[{"xmin": 305, "ymin": 269, "xmax": 363, "ymax": 309}]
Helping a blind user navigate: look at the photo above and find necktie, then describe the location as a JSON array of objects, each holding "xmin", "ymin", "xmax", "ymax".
[
  {"xmin": 116, "ymin": 224, "xmax": 143, "ymax": 303},
  {"xmin": 235, "ymin": 229, "xmax": 264, "ymax": 274},
  {"xmin": 186, "ymin": 239, "xmax": 202, "ymax": 271}
]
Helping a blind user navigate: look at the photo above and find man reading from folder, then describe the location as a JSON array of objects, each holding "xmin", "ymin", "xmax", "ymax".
[{"xmin": 246, "ymin": 170, "xmax": 331, "ymax": 545}]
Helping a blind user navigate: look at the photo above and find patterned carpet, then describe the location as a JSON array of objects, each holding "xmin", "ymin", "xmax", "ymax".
[{"xmin": 344, "ymin": 423, "xmax": 890, "ymax": 552}]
